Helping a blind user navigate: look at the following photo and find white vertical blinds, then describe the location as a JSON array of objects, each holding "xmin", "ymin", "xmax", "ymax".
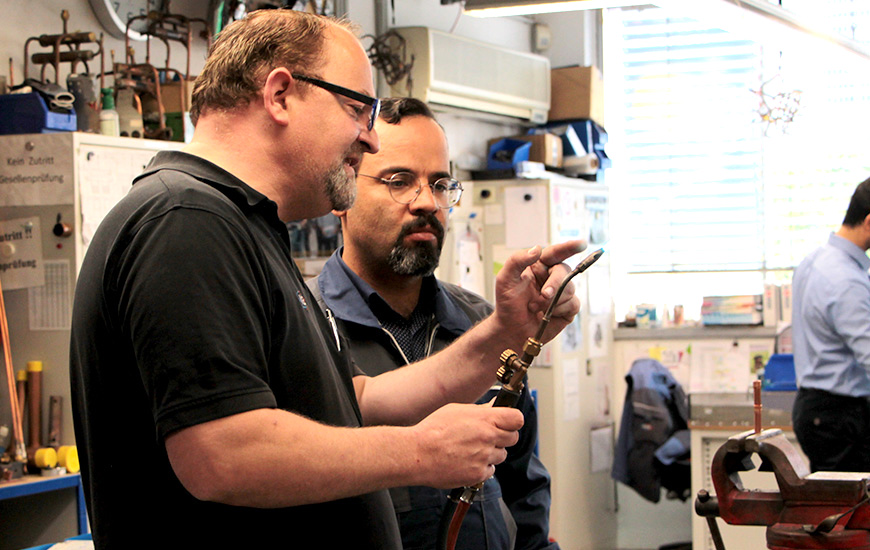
[{"xmin": 610, "ymin": 3, "xmax": 870, "ymax": 276}]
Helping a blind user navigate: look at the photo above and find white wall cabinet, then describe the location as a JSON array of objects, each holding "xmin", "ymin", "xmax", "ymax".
[
  {"xmin": 441, "ymin": 174, "xmax": 616, "ymax": 550},
  {"xmin": 0, "ymin": 132, "xmax": 180, "ymax": 545}
]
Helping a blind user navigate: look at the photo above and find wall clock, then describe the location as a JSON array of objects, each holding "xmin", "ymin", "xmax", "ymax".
[{"xmin": 88, "ymin": 0, "xmax": 161, "ymax": 41}]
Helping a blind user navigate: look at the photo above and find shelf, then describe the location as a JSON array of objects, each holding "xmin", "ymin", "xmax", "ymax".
[
  {"xmin": 0, "ymin": 473, "xmax": 88, "ymax": 539},
  {"xmin": 614, "ymin": 325, "xmax": 778, "ymax": 341}
]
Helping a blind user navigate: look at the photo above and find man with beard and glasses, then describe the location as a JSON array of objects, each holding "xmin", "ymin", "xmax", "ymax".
[
  {"xmin": 308, "ymin": 98, "xmax": 563, "ymax": 550},
  {"xmin": 68, "ymin": 11, "xmax": 582, "ymax": 550}
]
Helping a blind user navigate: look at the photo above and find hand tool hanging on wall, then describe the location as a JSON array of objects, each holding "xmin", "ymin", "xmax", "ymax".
[
  {"xmin": 436, "ymin": 247, "xmax": 606, "ymax": 550},
  {"xmin": 695, "ymin": 381, "xmax": 870, "ymax": 550}
]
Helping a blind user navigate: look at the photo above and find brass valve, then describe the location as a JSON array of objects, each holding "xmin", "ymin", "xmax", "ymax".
[
  {"xmin": 497, "ymin": 349, "xmax": 518, "ymax": 384},
  {"xmin": 497, "ymin": 348, "xmax": 529, "ymax": 391},
  {"xmin": 522, "ymin": 338, "xmax": 542, "ymax": 359}
]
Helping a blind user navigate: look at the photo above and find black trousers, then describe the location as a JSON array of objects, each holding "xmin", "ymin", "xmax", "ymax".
[{"xmin": 792, "ymin": 387, "xmax": 870, "ymax": 473}]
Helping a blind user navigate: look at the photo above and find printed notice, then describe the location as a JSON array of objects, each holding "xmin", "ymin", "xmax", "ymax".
[
  {"xmin": 563, "ymin": 357, "xmax": 581, "ymax": 421},
  {"xmin": 79, "ymin": 145, "xmax": 159, "ymax": 247},
  {"xmin": 28, "ymin": 260, "xmax": 71, "ymax": 330},
  {"xmin": 504, "ymin": 185, "xmax": 548, "ymax": 249},
  {"xmin": 590, "ymin": 424, "xmax": 614, "ymax": 473},
  {"xmin": 0, "ymin": 134, "xmax": 73, "ymax": 206},
  {"xmin": 0, "ymin": 217, "xmax": 45, "ymax": 290}
]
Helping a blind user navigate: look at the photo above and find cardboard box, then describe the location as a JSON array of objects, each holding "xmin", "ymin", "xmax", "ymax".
[
  {"xmin": 514, "ymin": 133, "xmax": 563, "ymax": 168},
  {"xmin": 549, "ymin": 65, "xmax": 604, "ymax": 125},
  {"xmin": 160, "ymin": 78, "xmax": 195, "ymax": 113},
  {"xmin": 487, "ymin": 133, "xmax": 562, "ymax": 169}
]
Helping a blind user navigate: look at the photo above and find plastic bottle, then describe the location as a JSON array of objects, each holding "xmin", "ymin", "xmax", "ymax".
[{"xmin": 99, "ymin": 88, "xmax": 120, "ymax": 137}]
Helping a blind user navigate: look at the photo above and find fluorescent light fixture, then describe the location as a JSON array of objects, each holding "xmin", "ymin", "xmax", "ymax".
[
  {"xmin": 464, "ymin": 0, "xmax": 643, "ymax": 18},
  {"xmin": 656, "ymin": 0, "xmax": 870, "ymax": 62},
  {"xmin": 464, "ymin": 0, "xmax": 870, "ymax": 62}
]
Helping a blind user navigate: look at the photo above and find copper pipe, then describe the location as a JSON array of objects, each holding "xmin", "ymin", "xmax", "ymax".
[
  {"xmin": 0, "ymin": 275, "xmax": 25, "ymax": 462},
  {"xmin": 753, "ymin": 379, "xmax": 762, "ymax": 434},
  {"xmin": 26, "ymin": 361, "xmax": 43, "ymax": 454},
  {"xmin": 16, "ymin": 370, "xmax": 26, "ymax": 423}
]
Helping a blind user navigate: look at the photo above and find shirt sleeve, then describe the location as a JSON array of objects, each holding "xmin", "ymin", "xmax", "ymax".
[
  {"xmin": 112, "ymin": 206, "xmax": 278, "ymax": 438},
  {"xmin": 830, "ymin": 278, "xmax": 870, "ymax": 370}
]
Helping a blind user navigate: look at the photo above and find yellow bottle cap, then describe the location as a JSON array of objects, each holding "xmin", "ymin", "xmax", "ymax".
[
  {"xmin": 58, "ymin": 446, "xmax": 80, "ymax": 474},
  {"xmin": 16, "ymin": 370, "xmax": 27, "ymax": 381},
  {"xmin": 27, "ymin": 361, "xmax": 43, "ymax": 372},
  {"xmin": 34, "ymin": 447, "xmax": 58, "ymax": 469}
]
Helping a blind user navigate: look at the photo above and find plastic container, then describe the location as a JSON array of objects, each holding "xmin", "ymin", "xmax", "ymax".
[
  {"xmin": 99, "ymin": 88, "xmax": 120, "ymax": 137},
  {"xmin": 763, "ymin": 354, "xmax": 797, "ymax": 391}
]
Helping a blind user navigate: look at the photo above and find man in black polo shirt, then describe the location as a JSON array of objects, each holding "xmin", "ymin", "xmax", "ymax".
[{"xmin": 69, "ymin": 10, "xmax": 581, "ymax": 549}]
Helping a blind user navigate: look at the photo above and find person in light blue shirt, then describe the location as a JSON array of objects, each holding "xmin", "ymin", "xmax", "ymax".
[{"xmin": 792, "ymin": 177, "xmax": 870, "ymax": 472}]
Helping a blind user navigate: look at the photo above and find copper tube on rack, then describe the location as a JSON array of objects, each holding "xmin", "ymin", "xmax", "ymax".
[
  {"xmin": 753, "ymin": 379, "xmax": 762, "ymax": 434},
  {"xmin": 0, "ymin": 275, "xmax": 25, "ymax": 463},
  {"xmin": 16, "ymin": 370, "xmax": 26, "ymax": 426},
  {"xmin": 26, "ymin": 361, "xmax": 43, "ymax": 456},
  {"xmin": 24, "ymin": 10, "xmax": 103, "ymax": 84}
]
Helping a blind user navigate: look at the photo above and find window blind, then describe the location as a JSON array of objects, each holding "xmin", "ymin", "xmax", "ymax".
[{"xmin": 609, "ymin": 3, "xmax": 870, "ymax": 276}]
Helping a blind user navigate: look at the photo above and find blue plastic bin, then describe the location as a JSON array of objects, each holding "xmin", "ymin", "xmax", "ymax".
[
  {"xmin": 486, "ymin": 138, "xmax": 531, "ymax": 170},
  {"xmin": 763, "ymin": 354, "xmax": 796, "ymax": 391}
]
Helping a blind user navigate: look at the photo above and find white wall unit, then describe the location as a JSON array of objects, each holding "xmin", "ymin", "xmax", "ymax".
[
  {"xmin": 441, "ymin": 175, "xmax": 616, "ymax": 550},
  {"xmin": 0, "ymin": 132, "xmax": 180, "ymax": 543},
  {"xmin": 0, "ymin": 133, "xmax": 180, "ymax": 449},
  {"xmin": 388, "ymin": 27, "xmax": 551, "ymax": 123}
]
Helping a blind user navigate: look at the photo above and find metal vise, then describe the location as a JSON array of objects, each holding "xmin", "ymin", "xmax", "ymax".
[{"xmin": 695, "ymin": 428, "xmax": 870, "ymax": 549}]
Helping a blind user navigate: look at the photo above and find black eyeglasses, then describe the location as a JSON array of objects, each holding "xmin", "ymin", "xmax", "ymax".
[
  {"xmin": 292, "ymin": 73, "xmax": 381, "ymax": 131},
  {"xmin": 359, "ymin": 172, "xmax": 463, "ymax": 209}
]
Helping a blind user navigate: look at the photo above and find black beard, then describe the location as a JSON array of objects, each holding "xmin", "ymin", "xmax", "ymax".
[{"xmin": 387, "ymin": 214, "xmax": 445, "ymax": 276}]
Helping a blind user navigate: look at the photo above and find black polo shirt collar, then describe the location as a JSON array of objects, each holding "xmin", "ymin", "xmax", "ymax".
[{"xmin": 137, "ymin": 150, "xmax": 278, "ymax": 210}]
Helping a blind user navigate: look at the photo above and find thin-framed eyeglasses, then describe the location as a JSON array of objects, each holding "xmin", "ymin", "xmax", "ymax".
[
  {"xmin": 292, "ymin": 73, "xmax": 381, "ymax": 131},
  {"xmin": 358, "ymin": 172, "xmax": 464, "ymax": 209}
]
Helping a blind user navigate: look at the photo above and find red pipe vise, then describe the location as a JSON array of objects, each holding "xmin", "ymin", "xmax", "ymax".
[{"xmin": 695, "ymin": 428, "xmax": 870, "ymax": 549}]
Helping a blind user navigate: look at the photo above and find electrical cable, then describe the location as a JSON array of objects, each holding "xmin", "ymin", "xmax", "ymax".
[
  {"xmin": 365, "ymin": 30, "xmax": 414, "ymax": 93},
  {"xmin": 448, "ymin": 2, "xmax": 464, "ymax": 34}
]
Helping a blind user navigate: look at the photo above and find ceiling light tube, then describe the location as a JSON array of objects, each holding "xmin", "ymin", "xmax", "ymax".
[{"xmin": 464, "ymin": 0, "xmax": 645, "ymax": 18}]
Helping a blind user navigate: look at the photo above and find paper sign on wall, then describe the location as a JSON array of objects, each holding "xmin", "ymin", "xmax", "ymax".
[
  {"xmin": 563, "ymin": 357, "xmax": 581, "ymax": 421},
  {"xmin": 0, "ymin": 216, "xmax": 45, "ymax": 291},
  {"xmin": 504, "ymin": 185, "xmax": 548, "ymax": 249},
  {"xmin": 590, "ymin": 425, "xmax": 613, "ymax": 473},
  {"xmin": 0, "ymin": 134, "xmax": 73, "ymax": 207},
  {"xmin": 28, "ymin": 260, "xmax": 71, "ymax": 330}
]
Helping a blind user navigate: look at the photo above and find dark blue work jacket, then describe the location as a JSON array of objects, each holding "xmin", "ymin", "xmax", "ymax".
[
  {"xmin": 308, "ymin": 249, "xmax": 559, "ymax": 550},
  {"xmin": 612, "ymin": 358, "xmax": 690, "ymax": 503}
]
